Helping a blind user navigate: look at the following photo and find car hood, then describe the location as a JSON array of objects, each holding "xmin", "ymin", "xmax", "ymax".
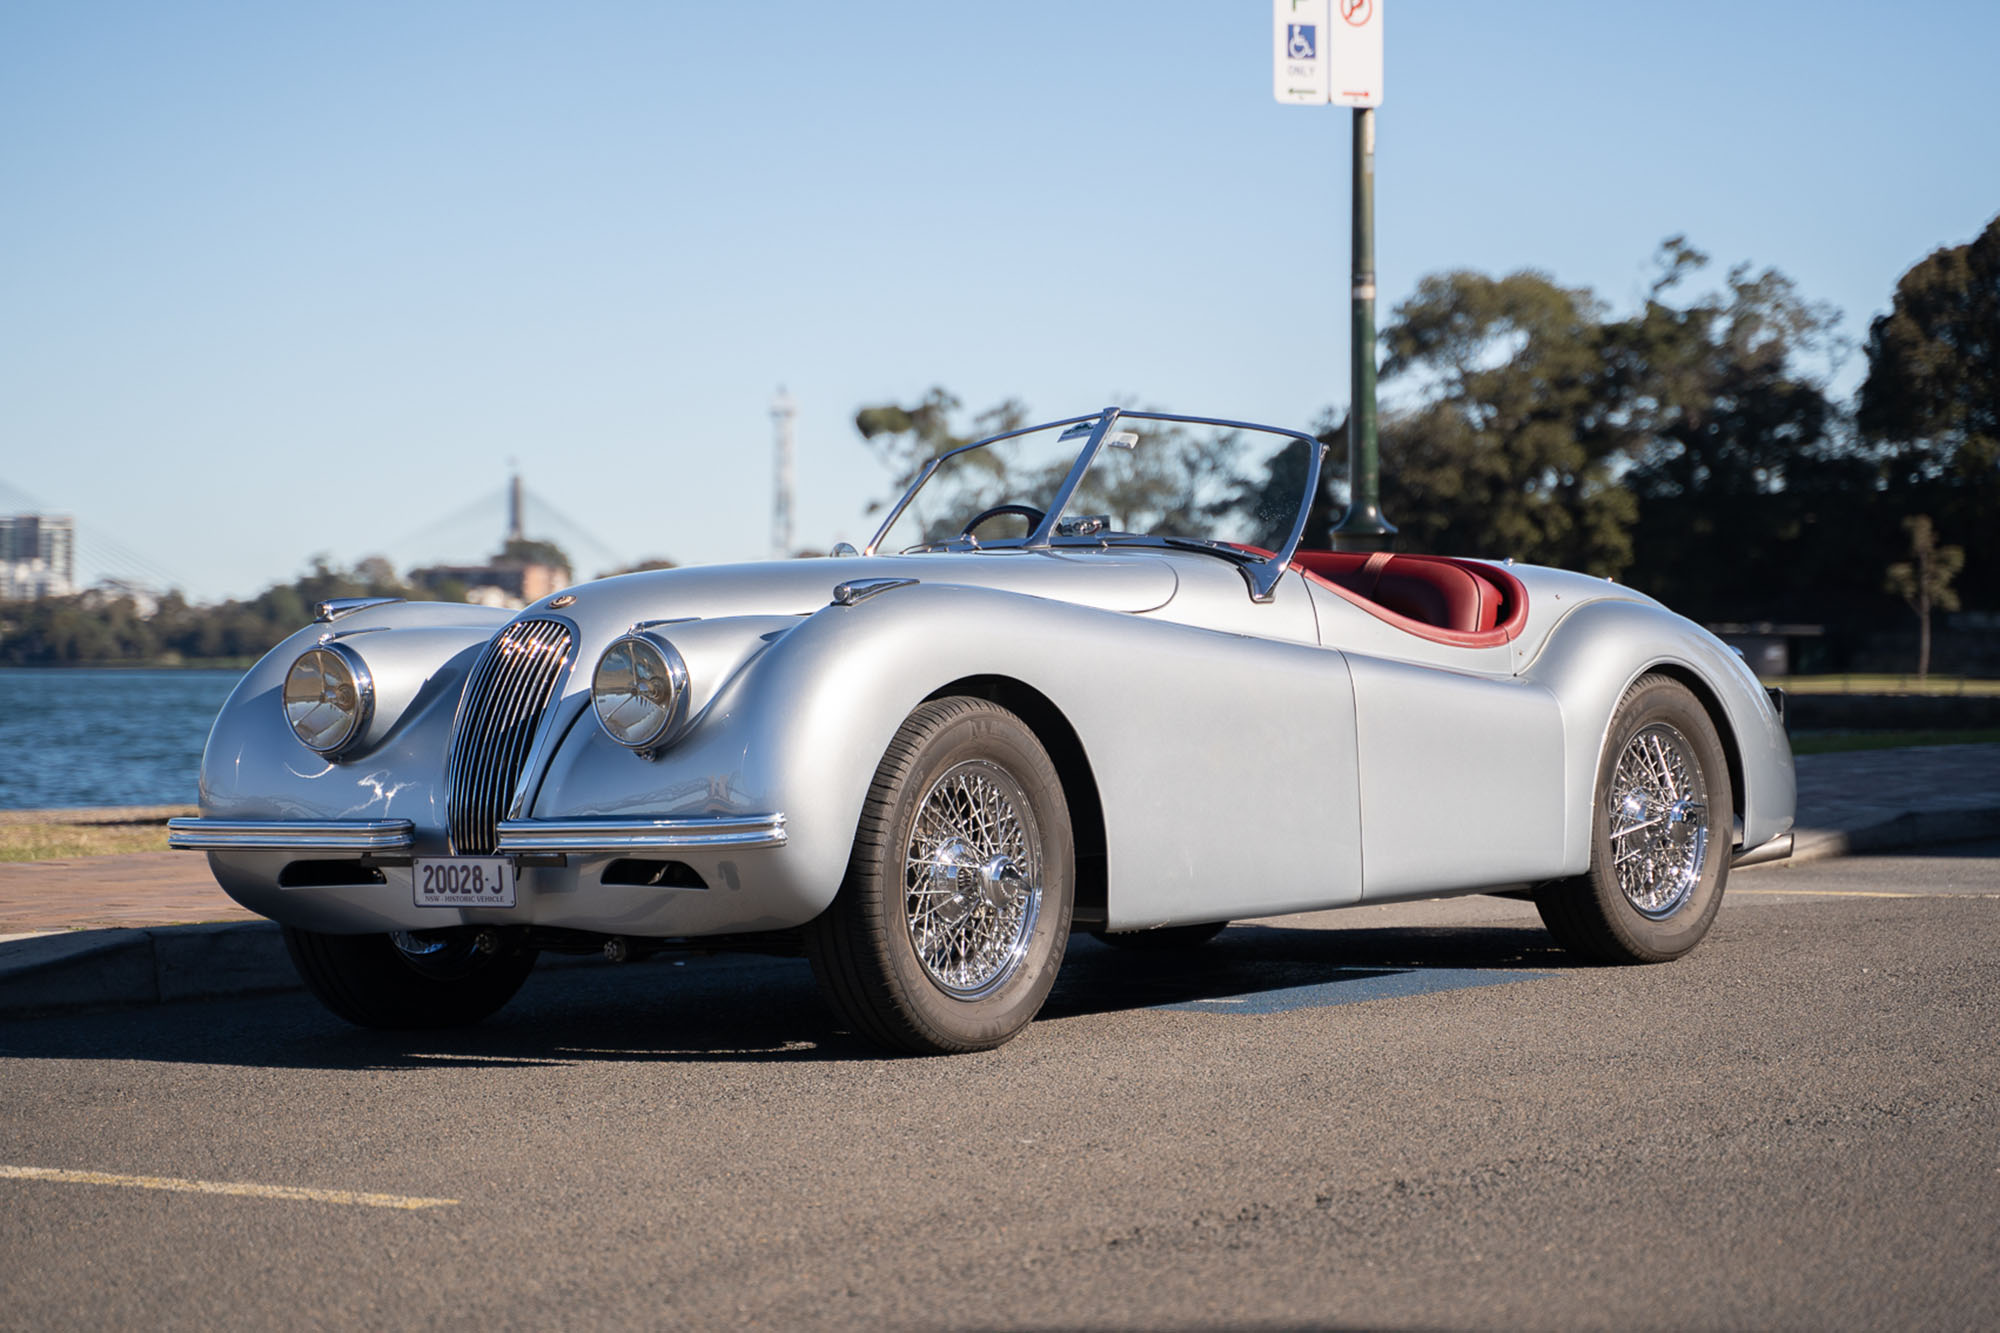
[{"xmin": 522, "ymin": 549, "xmax": 1180, "ymax": 628}]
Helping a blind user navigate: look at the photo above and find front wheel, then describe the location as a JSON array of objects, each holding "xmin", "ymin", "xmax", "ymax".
[
  {"xmin": 283, "ymin": 927, "xmax": 538, "ymax": 1029},
  {"xmin": 805, "ymin": 697, "xmax": 1075, "ymax": 1054},
  {"xmin": 1537, "ymin": 674, "xmax": 1733, "ymax": 964}
]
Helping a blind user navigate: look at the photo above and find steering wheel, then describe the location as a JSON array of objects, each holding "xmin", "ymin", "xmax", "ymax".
[{"xmin": 958, "ymin": 504, "xmax": 1045, "ymax": 540}]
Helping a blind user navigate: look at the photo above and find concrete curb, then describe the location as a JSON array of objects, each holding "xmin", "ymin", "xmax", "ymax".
[
  {"xmin": 0, "ymin": 922, "xmax": 296, "ymax": 1019},
  {"xmin": 5, "ymin": 806, "xmax": 1999, "ymax": 1021},
  {"xmin": 1778, "ymin": 806, "xmax": 2000, "ymax": 867}
]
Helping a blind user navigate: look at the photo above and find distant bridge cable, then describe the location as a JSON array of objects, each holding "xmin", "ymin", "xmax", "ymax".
[{"xmin": 0, "ymin": 474, "xmax": 189, "ymax": 592}]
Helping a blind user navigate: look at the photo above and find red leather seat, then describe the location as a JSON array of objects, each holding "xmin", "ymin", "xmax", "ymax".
[{"xmin": 1291, "ymin": 551, "xmax": 1510, "ymax": 636}]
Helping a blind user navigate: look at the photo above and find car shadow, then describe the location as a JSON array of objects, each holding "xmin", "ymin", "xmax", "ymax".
[
  {"xmin": 0, "ymin": 921, "xmax": 1577, "ymax": 1071},
  {"xmin": 1045, "ymin": 921, "xmax": 1574, "ymax": 1019}
]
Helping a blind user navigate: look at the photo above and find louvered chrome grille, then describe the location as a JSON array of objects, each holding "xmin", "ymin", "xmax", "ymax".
[{"xmin": 445, "ymin": 618, "xmax": 574, "ymax": 854}]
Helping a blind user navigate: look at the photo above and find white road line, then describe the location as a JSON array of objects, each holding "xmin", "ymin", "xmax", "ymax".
[{"xmin": 0, "ymin": 1165, "xmax": 457, "ymax": 1210}]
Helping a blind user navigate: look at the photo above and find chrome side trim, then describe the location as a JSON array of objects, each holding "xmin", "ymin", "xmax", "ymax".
[
  {"xmin": 314, "ymin": 596, "xmax": 403, "ymax": 623},
  {"xmin": 1731, "ymin": 831, "xmax": 1794, "ymax": 869},
  {"xmin": 494, "ymin": 814, "xmax": 789, "ymax": 853},
  {"xmin": 166, "ymin": 818, "xmax": 416, "ymax": 851}
]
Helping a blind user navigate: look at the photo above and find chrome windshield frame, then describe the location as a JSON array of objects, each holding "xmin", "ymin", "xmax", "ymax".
[
  {"xmin": 863, "ymin": 412, "xmax": 1101, "ymax": 556},
  {"xmin": 863, "ymin": 407, "xmax": 1326, "ymax": 603}
]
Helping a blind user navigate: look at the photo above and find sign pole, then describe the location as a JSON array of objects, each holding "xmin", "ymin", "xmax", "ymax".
[{"xmin": 1333, "ymin": 104, "xmax": 1395, "ymax": 550}]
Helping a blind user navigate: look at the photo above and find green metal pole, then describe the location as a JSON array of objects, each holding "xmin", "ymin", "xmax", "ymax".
[{"xmin": 1333, "ymin": 105, "xmax": 1395, "ymax": 551}]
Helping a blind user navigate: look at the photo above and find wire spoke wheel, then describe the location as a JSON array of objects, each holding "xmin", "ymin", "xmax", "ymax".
[
  {"xmin": 1606, "ymin": 722, "xmax": 1709, "ymax": 920},
  {"xmin": 1535, "ymin": 674, "xmax": 1733, "ymax": 965},
  {"xmin": 903, "ymin": 760, "xmax": 1043, "ymax": 998},
  {"xmin": 805, "ymin": 697, "xmax": 1074, "ymax": 1054}
]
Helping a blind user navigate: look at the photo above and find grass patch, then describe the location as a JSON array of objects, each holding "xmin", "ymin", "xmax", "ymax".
[
  {"xmin": 1791, "ymin": 729, "xmax": 2000, "ymax": 756},
  {"xmin": 0, "ymin": 822, "xmax": 172, "ymax": 862},
  {"xmin": 1769, "ymin": 675, "xmax": 2000, "ymax": 696}
]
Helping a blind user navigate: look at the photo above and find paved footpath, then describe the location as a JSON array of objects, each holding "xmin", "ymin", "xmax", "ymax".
[{"xmin": 2, "ymin": 744, "xmax": 1997, "ymax": 1015}]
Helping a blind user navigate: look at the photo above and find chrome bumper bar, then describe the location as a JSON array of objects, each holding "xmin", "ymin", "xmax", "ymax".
[
  {"xmin": 167, "ymin": 818, "xmax": 416, "ymax": 852},
  {"xmin": 495, "ymin": 814, "xmax": 788, "ymax": 853}
]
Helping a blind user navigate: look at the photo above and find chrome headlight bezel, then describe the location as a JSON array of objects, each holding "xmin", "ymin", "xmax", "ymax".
[
  {"xmin": 281, "ymin": 641, "xmax": 375, "ymax": 758},
  {"xmin": 591, "ymin": 632, "xmax": 691, "ymax": 752}
]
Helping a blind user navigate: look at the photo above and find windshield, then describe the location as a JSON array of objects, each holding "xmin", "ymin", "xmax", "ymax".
[{"xmin": 870, "ymin": 412, "xmax": 1321, "ymax": 564}]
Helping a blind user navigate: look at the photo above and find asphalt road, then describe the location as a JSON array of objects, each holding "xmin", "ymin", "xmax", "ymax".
[{"xmin": 3, "ymin": 845, "xmax": 1998, "ymax": 1331}]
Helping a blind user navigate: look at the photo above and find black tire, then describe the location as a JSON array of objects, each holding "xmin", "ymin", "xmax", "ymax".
[
  {"xmin": 805, "ymin": 697, "xmax": 1074, "ymax": 1054},
  {"xmin": 1536, "ymin": 674, "xmax": 1733, "ymax": 964},
  {"xmin": 283, "ymin": 927, "xmax": 538, "ymax": 1029},
  {"xmin": 1090, "ymin": 921, "xmax": 1228, "ymax": 951}
]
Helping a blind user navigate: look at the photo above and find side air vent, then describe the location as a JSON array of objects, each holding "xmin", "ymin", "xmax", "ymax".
[{"xmin": 445, "ymin": 618, "xmax": 574, "ymax": 854}]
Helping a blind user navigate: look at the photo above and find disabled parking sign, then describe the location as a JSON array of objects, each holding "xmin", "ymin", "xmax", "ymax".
[{"xmin": 1274, "ymin": 0, "xmax": 1383, "ymax": 107}]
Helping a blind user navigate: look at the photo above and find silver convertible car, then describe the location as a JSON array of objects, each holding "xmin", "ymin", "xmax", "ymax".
[{"xmin": 170, "ymin": 408, "xmax": 1795, "ymax": 1053}]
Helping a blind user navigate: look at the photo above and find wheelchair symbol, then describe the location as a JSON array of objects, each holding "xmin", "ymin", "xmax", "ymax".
[{"xmin": 1287, "ymin": 23, "xmax": 1316, "ymax": 60}]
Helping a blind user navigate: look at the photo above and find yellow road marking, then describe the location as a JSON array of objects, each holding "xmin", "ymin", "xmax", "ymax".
[{"xmin": 0, "ymin": 1165, "xmax": 457, "ymax": 1210}]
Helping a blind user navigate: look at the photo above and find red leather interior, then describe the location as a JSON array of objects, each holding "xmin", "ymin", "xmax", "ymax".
[{"xmin": 1290, "ymin": 550, "xmax": 1529, "ymax": 647}]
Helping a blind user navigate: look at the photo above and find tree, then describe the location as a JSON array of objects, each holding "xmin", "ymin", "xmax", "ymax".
[
  {"xmin": 853, "ymin": 393, "xmax": 1255, "ymax": 546},
  {"xmin": 855, "ymin": 389, "xmax": 1026, "ymax": 510},
  {"xmin": 1233, "ymin": 407, "xmax": 1347, "ymax": 551},
  {"xmin": 1884, "ymin": 515, "xmax": 1964, "ymax": 680},
  {"xmin": 854, "ymin": 389, "xmax": 1027, "ymax": 541},
  {"xmin": 1857, "ymin": 214, "xmax": 1999, "ymax": 615},
  {"xmin": 603, "ymin": 557, "xmax": 679, "ymax": 576},
  {"xmin": 1060, "ymin": 416, "xmax": 1251, "ymax": 539},
  {"xmin": 1857, "ymin": 214, "xmax": 2000, "ymax": 486},
  {"xmin": 1375, "ymin": 270, "xmax": 1636, "ymax": 576},
  {"xmin": 1610, "ymin": 239, "xmax": 1860, "ymax": 622},
  {"xmin": 499, "ymin": 538, "xmax": 572, "ymax": 574}
]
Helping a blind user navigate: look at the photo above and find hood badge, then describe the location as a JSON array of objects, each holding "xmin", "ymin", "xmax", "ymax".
[
  {"xmin": 832, "ymin": 578, "xmax": 918, "ymax": 607},
  {"xmin": 549, "ymin": 595, "xmax": 576, "ymax": 609}
]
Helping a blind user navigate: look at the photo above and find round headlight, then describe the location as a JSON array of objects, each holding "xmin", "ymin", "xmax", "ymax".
[
  {"xmin": 592, "ymin": 633, "xmax": 688, "ymax": 750},
  {"xmin": 282, "ymin": 643, "xmax": 373, "ymax": 756}
]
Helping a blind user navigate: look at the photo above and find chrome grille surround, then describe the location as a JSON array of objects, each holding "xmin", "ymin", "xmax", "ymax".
[{"xmin": 445, "ymin": 617, "xmax": 575, "ymax": 855}]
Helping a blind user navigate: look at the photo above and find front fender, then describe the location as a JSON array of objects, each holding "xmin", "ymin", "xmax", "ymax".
[
  {"xmin": 531, "ymin": 582, "xmax": 1366, "ymax": 931},
  {"xmin": 1522, "ymin": 598, "xmax": 1796, "ymax": 870},
  {"xmin": 198, "ymin": 603, "xmax": 510, "ymax": 832}
]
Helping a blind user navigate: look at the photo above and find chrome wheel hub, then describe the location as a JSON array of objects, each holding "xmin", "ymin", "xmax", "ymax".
[
  {"xmin": 904, "ymin": 760, "xmax": 1043, "ymax": 999},
  {"xmin": 1608, "ymin": 722, "xmax": 1709, "ymax": 919}
]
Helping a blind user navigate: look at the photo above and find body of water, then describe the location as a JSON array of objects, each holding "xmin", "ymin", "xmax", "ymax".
[{"xmin": 0, "ymin": 669, "xmax": 244, "ymax": 810}]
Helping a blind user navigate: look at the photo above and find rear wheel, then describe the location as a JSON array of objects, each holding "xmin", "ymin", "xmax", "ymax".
[
  {"xmin": 283, "ymin": 927, "xmax": 538, "ymax": 1029},
  {"xmin": 1537, "ymin": 674, "xmax": 1732, "ymax": 963},
  {"xmin": 805, "ymin": 697, "xmax": 1074, "ymax": 1054}
]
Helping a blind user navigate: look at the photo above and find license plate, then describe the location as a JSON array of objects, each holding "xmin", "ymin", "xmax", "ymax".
[{"xmin": 413, "ymin": 857, "xmax": 516, "ymax": 909}]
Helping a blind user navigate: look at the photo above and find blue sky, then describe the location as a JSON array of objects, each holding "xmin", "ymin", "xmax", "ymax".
[{"xmin": 3, "ymin": 1, "xmax": 1995, "ymax": 600}]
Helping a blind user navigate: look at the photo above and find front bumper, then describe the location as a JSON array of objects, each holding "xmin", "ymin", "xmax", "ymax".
[
  {"xmin": 167, "ymin": 819, "xmax": 416, "ymax": 851},
  {"xmin": 495, "ymin": 814, "xmax": 787, "ymax": 852},
  {"xmin": 171, "ymin": 813, "xmax": 800, "ymax": 937},
  {"xmin": 167, "ymin": 814, "xmax": 786, "ymax": 855}
]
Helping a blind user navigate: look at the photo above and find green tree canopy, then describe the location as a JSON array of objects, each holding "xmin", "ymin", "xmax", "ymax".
[
  {"xmin": 1376, "ymin": 269, "xmax": 1635, "ymax": 576},
  {"xmin": 1609, "ymin": 240, "xmax": 1863, "ymax": 622},
  {"xmin": 1857, "ymin": 213, "xmax": 2000, "ymax": 487},
  {"xmin": 500, "ymin": 538, "xmax": 572, "ymax": 572}
]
